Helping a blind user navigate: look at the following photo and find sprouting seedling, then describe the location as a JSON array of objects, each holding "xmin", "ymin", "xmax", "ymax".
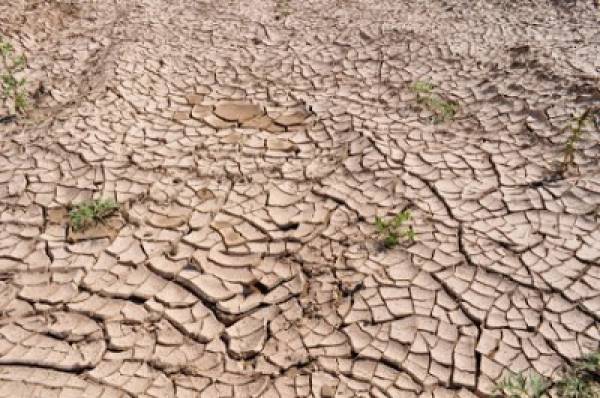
[
  {"xmin": 0, "ymin": 37, "xmax": 28, "ymax": 114},
  {"xmin": 560, "ymin": 106, "xmax": 600, "ymax": 175},
  {"xmin": 492, "ymin": 352, "xmax": 600, "ymax": 398},
  {"xmin": 493, "ymin": 372, "xmax": 550, "ymax": 398},
  {"xmin": 410, "ymin": 80, "xmax": 458, "ymax": 123},
  {"xmin": 276, "ymin": 0, "xmax": 291, "ymax": 16},
  {"xmin": 555, "ymin": 351, "xmax": 600, "ymax": 398},
  {"xmin": 0, "ymin": 41, "xmax": 14, "ymax": 57},
  {"xmin": 556, "ymin": 374, "xmax": 596, "ymax": 398},
  {"xmin": 575, "ymin": 351, "xmax": 600, "ymax": 374},
  {"xmin": 375, "ymin": 210, "xmax": 415, "ymax": 249},
  {"xmin": 69, "ymin": 199, "xmax": 119, "ymax": 231},
  {"xmin": 411, "ymin": 81, "xmax": 434, "ymax": 94}
]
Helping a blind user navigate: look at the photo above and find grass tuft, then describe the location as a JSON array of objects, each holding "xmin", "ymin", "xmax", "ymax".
[
  {"xmin": 560, "ymin": 106, "xmax": 600, "ymax": 175},
  {"xmin": 0, "ymin": 37, "xmax": 28, "ymax": 114},
  {"xmin": 276, "ymin": 0, "xmax": 291, "ymax": 16},
  {"xmin": 493, "ymin": 351, "xmax": 600, "ymax": 398},
  {"xmin": 69, "ymin": 199, "xmax": 119, "ymax": 231},
  {"xmin": 411, "ymin": 81, "xmax": 434, "ymax": 94},
  {"xmin": 375, "ymin": 210, "xmax": 415, "ymax": 249},
  {"xmin": 493, "ymin": 372, "xmax": 550, "ymax": 398},
  {"xmin": 411, "ymin": 80, "xmax": 458, "ymax": 123}
]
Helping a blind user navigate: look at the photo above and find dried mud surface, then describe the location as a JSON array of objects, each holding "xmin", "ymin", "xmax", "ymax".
[{"xmin": 0, "ymin": 0, "xmax": 599, "ymax": 397}]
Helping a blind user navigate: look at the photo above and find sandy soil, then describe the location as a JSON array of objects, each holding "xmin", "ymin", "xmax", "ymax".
[{"xmin": 0, "ymin": 0, "xmax": 599, "ymax": 396}]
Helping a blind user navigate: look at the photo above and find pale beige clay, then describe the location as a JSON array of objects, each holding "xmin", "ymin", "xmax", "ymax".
[{"xmin": 0, "ymin": 0, "xmax": 599, "ymax": 397}]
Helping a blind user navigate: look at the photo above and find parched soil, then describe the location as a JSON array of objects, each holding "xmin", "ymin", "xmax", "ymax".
[{"xmin": 0, "ymin": 0, "xmax": 599, "ymax": 397}]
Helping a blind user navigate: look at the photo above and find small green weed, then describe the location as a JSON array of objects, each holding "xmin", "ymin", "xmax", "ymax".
[
  {"xmin": 560, "ymin": 106, "xmax": 600, "ymax": 175},
  {"xmin": 575, "ymin": 351, "xmax": 600, "ymax": 374},
  {"xmin": 557, "ymin": 374, "xmax": 596, "ymax": 398},
  {"xmin": 411, "ymin": 81, "xmax": 434, "ymax": 94},
  {"xmin": 493, "ymin": 372, "xmax": 550, "ymax": 398},
  {"xmin": 276, "ymin": 0, "xmax": 291, "ymax": 16},
  {"xmin": 375, "ymin": 210, "xmax": 415, "ymax": 249},
  {"xmin": 0, "ymin": 37, "xmax": 28, "ymax": 114},
  {"xmin": 69, "ymin": 199, "xmax": 119, "ymax": 231},
  {"xmin": 411, "ymin": 80, "xmax": 458, "ymax": 123},
  {"xmin": 556, "ymin": 352, "xmax": 600, "ymax": 398},
  {"xmin": 493, "ymin": 351, "xmax": 600, "ymax": 398}
]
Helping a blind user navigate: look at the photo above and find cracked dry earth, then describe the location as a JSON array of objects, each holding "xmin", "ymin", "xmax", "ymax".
[{"xmin": 1, "ymin": 1, "xmax": 600, "ymax": 397}]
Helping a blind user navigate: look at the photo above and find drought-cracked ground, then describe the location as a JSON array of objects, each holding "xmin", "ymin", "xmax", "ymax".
[{"xmin": 0, "ymin": 0, "xmax": 600, "ymax": 397}]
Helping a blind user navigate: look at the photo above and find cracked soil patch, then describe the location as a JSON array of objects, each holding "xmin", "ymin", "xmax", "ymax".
[{"xmin": 0, "ymin": 0, "xmax": 599, "ymax": 397}]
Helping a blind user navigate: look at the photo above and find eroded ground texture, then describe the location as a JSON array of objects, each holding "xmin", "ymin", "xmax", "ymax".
[{"xmin": 0, "ymin": 0, "xmax": 599, "ymax": 397}]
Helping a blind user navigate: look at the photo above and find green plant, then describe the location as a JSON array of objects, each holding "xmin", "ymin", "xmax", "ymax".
[
  {"xmin": 557, "ymin": 374, "xmax": 596, "ymax": 398},
  {"xmin": 375, "ymin": 210, "xmax": 415, "ymax": 249},
  {"xmin": 556, "ymin": 352, "xmax": 600, "ymax": 398},
  {"xmin": 410, "ymin": 80, "xmax": 458, "ymax": 123},
  {"xmin": 276, "ymin": 0, "xmax": 291, "ymax": 16},
  {"xmin": 0, "ymin": 37, "xmax": 28, "ymax": 114},
  {"xmin": 576, "ymin": 351, "xmax": 600, "ymax": 374},
  {"xmin": 411, "ymin": 81, "xmax": 434, "ymax": 94},
  {"xmin": 493, "ymin": 352, "xmax": 600, "ymax": 398},
  {"xmin": 493, "ymin": 372, "xmax": 550, "ymax": 398},
  {"xmin": 560, "ymin": 106, "xmax": 600, "ymax": 174},
  {"xmin": 69, "ymin": 199, "xmax": 119, "ymax": 231}
]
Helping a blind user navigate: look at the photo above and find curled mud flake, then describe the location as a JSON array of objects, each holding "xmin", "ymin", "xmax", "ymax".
[
  {"xmin": 214, "ymin": 101, "xmax": 263, "ymax": 122},
  {"xmin": 225, "ymin": 316, "xmax": 267, "ymax": 360}
]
